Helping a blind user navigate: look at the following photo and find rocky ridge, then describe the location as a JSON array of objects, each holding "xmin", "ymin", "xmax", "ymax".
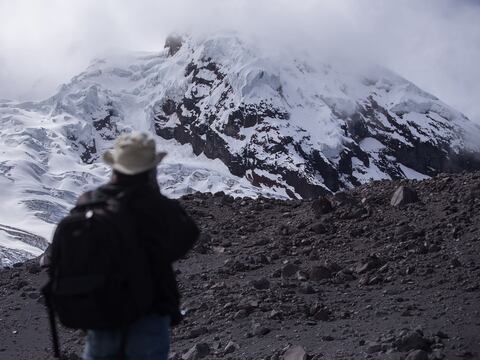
[{"xmin": 0, "ymin": 171, "xmax": 479, "ymax": 359}]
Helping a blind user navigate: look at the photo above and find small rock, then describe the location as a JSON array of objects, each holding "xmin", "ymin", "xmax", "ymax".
[
  {"xmin": 340, "ymin": 310, "xmax": 352, "ymax": 319},
  {"xmin": 233, "ymin": 309, "xmax": 249, "ymax": 320},
  {"xmin": 429, "ymin": 244, "xmax": 441, "ymax": 253},
  {"xmin": 366, "ymin": 342, "xmax": 382, "ymax": 354},
  {"xmin": 367, "ymin": 275, "xmax": 383, "ymax": 285},
  {"xmin": 224, "ymin": 341, "xmax": 239, "ymax": 354},
  {"xmin": 311, "ymin": 222, "xmax": 327, "ymax": 234},
  {"xmin": 186, "ymin": 327, "xmax": 208, "ymax": 339},
  {"xmin": 394, "ymin": 330, "xmax": 430, "ymax": 352},
  {"xmin": 212, "ymin": 246, "xmax": 225, "ymax": 254},
  {"xmin": 251, "ymin": 278, "xmax": 270, "ymax": 290},
  {"xmin": 406, "ymin": 350, "xmax": 428, "ymax": 360},
  {"xmin": 435, "ymin": 331, "xmax": 449, "ymax": 339},
  {"xmin": 28, "ymin": 292, "xmax": 40, "ymax": 300},
  {"xmin": 221, "ymin": 195, "xmax": 235, "ymax": 204},
  {"xmin": 451, "ymin": 258, "xmax": 462, "ymax": 268},
  {"xmin": 11, "ymin": 280, "xmax": 29, "ymax": 290},
  {"xmin": 296, "ymin": 270, "xmax": 309, "ymax": 281},
  {"xmin": 312, "ymin": 197, "xmax": 333, "ymax": 217},
  {"xmin": 182, "ymin": 343, "xmax": 211, "ymax": 360},
  {"xmin": 333, "ymin": 191, "xmax": 357, "ymax": 206},
  {"xmin": 394, "ymin": 224, "xmax": 415, "ymax": 241},
  {"xmin": 269, "ymin": 310, "xmax": 283, "ymax": 320},
  {"xmin": 309, "ymin": 265, "xmax": 332, "ymax": 281},
  {"xmin": 253, "ymin": 323, "xmax": 271, "ymax": 336},
  {"xmin": 282, "ymin": 263, "xmax": 299, "ymax": 278},
  {"xmin": 313, "ymin": 308, "xmax": 331, "ymax": 321},
  {"xmin": 27, "ymin": 264, "xmax": 41, "ymax": 274},
  {"xmin": 431, "ymin": 349, "xmax": 446, "ymax": 359},
  {"xmin": 283, "ymin": 345, "xmax": 307, "ymax": 360},
  {"xmin": 298, "ymin": 283, "xmax": 316, "ymax": 294},
  {"xmin": 355, "ymin": 255, "xmax": 383, "ymax": 274},
  {"xmin": 280, "ymin": 225, "xmax": 291, "ymax": 236}
]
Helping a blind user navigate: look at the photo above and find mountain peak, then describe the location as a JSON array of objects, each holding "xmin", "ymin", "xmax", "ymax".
[{"xmin": 1, "ymin": 31, "xmax": 480, "ymax": 264}]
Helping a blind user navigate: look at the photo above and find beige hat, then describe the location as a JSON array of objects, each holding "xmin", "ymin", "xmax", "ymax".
[{"xmin": 103, "ymin": 132, "xmax": 167, "ymax": 175}]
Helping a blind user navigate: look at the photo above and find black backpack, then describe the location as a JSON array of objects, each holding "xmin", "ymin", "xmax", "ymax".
[{"xmin": 42, "ymin": 187, "xmax": 155, "ymax": 357}]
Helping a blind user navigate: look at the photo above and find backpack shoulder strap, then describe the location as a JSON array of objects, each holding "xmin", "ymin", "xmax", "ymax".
[
  {"xmin": 73, "ymin": 185, "xmax": 146, "ymax": 215},
  {"xmin": 75, "ymin": 189, "xmax": 112, "ymax": 208},
  {"xmin": 75, "ymin": 190, "xmax": 97, "ymax": 206}
]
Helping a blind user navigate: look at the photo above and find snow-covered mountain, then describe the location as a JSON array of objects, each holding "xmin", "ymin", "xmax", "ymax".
[{"xmin": 1, "ymin": 32, "xmax": 479, "ymax": 265}]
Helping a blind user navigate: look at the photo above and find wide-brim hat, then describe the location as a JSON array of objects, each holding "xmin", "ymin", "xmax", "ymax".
[{"xmin": 103, "ymin": 132, "xmax": 167, "ymax": 175}]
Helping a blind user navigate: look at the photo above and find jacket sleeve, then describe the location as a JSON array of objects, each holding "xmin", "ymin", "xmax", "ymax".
[
  {"xmin": 161, "ymin": 197, "xmax": 199, "ymax": 262},
  {"xmin": 133, "ymin": 190, "xmax": 199, "ymax": 263}
]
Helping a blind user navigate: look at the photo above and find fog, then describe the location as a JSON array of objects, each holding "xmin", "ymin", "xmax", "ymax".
[{"xmin": 1, "ymin": 0, "xmax": 479, "ymax": 123}]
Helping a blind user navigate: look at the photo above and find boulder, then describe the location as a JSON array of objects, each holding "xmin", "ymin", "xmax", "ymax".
[
  {"xmin": 282, "ymin": 263, "xmax": 299, "ymax": 278},
  {"xmin": 251, "ymin": 277, "xmax": 270, "ymax": 290},
  {"xmin": 391, "ymin": 186, "xmax": 419, "ymax": 207},
  {"xmin": 283, "ymin": 345, "xmax": 307, "ymax": 360},
  {"xmin": 406, "ymin": 350, "xmax": 429, "ymax": 360},
  {"xmin": 311, "ymin": 222, "xmax": 328, "ymax": 234},
  {"xmin": 309, "ymin": 265, "xmax": 332, "ymax": 280},
  {"xmin": 365, "ymin": 342, "xmax": 382, "ymax": 354},
  {"xmin": 224, "ymin": 341, "xmax": 240, "ymax": 354},
  {"xmin": 252, "ymin": 323, "xmax": 271, "ymax": 336},
  {"xmin": 182, "ymin": 343, "xmax": 211, "ymax": 360},
  {"xmin": 394, "ymin": 331, "xmax": 430, "ymax": 352},
  {"xmin": 311, "ymin": 197, "xmax": 333, "ymax": 217},
  {"xmin": 355, "ymin": 255, "xmax": 384, "ymax": 274}
]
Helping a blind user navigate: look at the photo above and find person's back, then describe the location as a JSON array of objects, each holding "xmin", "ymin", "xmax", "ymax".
[
  {"xmin": 90, "ymin": 170, "xmax": 198, "ymax": 326},
  {"xmin": 46, "ymin": 132, "xmax": 199, "ymax": 360}
]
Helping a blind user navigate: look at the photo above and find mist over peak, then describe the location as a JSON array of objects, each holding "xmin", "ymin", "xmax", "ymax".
[{"xmin": 0, "ymin": 0, "xmax": 479, "ymax": 124}]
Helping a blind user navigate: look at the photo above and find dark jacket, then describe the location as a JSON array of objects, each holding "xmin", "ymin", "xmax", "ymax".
[{"xmin": 77, "ymin": 176, "xmax": 199, "ymax": 325}]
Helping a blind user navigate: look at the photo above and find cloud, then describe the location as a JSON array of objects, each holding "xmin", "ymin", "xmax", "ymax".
[{"xmin": 0, "ymin": 0, "xmax": 479, "ymax": 123}]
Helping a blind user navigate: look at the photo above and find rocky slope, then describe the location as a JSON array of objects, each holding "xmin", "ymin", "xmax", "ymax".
[
  {"xmin": 2, "ymin": 32, "xmax": 480, "ymax": 266},
  {"xmin": 1, "ymin": 171, "xmax": 479, "ymax": 359}
]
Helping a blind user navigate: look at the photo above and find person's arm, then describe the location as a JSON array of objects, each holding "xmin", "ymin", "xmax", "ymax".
[
  {"xmin": 134, "ymin": 189, "xmax": 199, "ymax": 263},
  {"xmin": 160, "ymin": 197, "xmax": 199, "ymax": 262}
]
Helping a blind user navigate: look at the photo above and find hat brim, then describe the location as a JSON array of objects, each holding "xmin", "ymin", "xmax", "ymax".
[{"xmin": 103, "ymin": 151, "xmax": 167, "ymax": 175}]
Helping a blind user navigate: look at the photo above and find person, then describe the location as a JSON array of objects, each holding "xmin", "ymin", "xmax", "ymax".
[{"xmin": 79, "ymin": 132, "xmax": 199, "ymax": 360}]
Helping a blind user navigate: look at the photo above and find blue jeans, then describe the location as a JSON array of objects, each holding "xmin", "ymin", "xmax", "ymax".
[{"xmin": 83, "ymin": 315, "xmax": 170, "ymax": 360}]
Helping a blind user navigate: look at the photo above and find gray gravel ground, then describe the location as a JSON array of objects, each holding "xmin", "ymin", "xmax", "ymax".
[{"xmin": 1, "ymin": 172, "xmax": 479, "ymax": 359}]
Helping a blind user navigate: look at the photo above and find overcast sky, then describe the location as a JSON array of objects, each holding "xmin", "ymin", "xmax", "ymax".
[{"xmin": 1, "ymin": 0, "xmax": 479, "ymax": 123}]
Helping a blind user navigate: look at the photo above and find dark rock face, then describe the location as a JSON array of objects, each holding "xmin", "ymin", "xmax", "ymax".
[
  {"xmin": 63, "ymin": 103, "xmax": 120, "ymax": 164},
  {"xmin": 152, "ymin": 76, "xmax": 336, "ymax": 199},
  {"xmin": 165, "ymin": 35, "xmax": 184, "ymax": 56},
  {"xmin": 92, "ymin": 108, "xmax": 119, "ymax": 141},
  {"xmin": 65, "ymin": 132, "xmax": 97, "ymax": 165},
  {"xmin": 150, "ymin": 50, "xmax": 480, "ymax": 199},
  {"xmin": 349, "ymin": 99, "xmax": 480, "ymax": 177}
]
